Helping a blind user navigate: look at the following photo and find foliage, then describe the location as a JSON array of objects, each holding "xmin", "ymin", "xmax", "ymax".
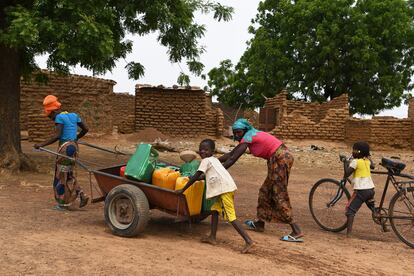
[
  {"xmin": 207, "ymin": 0, "xmax": 414, "ymax": 114},
  {"xmin": 1, "ymin": 0, "xmax": 233, "ymax": 80}
]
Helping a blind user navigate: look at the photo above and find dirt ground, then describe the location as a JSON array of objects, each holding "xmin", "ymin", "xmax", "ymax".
[{"xmin": 1, "ymin": 135, "xmax": 413, "ymax": 276}]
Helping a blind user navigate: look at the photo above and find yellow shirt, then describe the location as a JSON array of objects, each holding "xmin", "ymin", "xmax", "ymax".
[{"xmin": 350, "ymin": 158, "xmax": 375, "ymax": 190}]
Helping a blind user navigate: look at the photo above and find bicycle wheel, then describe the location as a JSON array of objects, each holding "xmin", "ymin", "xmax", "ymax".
[
  {"xmin": 309, "ymin": 178, "xmax": 351, "ymax": 232},
  {"xmin": 389, "ymin": 188, "xmax": 414, "ymax": 248}
]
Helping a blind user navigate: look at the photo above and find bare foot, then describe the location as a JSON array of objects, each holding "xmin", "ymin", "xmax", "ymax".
[
  {"xmin": 241, "ymin": 241, "xmax": 255, "ymax": 254},
  {"xmin": 201, "ymin": 236, "xmax": 217, "ymax": 245}
]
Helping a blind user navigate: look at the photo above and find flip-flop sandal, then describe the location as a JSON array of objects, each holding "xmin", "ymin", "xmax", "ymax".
[
  {"xmin": 280, "ymin": 234, "xmax": 304, "ymax": 243},
  {"xmin": 244, "ymin": 220, "xmax": 264, "ymax": 232}
]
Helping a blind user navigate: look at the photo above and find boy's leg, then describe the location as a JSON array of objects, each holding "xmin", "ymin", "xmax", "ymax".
[
  {"xmin": 210, "ymin": 211, "xmax": 218, "ymax": 240},
  {"xmin": 231, "ymin": 220, "xmax": 255, "ymax": 253},
  {"xmin": 201, "ymin": 211, "xmax": 218, "ymax": 245},
  {"xmin": 221, "ymin": 192, "xmax": 255, "ymax": 253}
]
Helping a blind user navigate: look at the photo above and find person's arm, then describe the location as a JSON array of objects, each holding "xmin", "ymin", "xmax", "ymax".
[
  {"xmin": 221, "ymin": 143, "xmax": 248, "ymax": 169},
  {"xmin": 368, "ymin": 156, "xmax": 375, "ymax": 170},
  {"xmin": 175, "ymin": 171, "xmax": 204, "ymax": 194},
  {"xmin": 218, "ymin": 151, "xmax": 231, "ymax": 163},
  {"xmin": 76, "ymin": 121, "xmax": 89, "ymax": 140},
  {"xmin": 344, "ymin": 159, "xmax": 356, "ymax": 178},
  {"xmin": 344, "ymin": 166, "xmax": 355, "ymax": 178},
  {"xmin": 34, "ymin": 124, "xmax": 63, "ymax": 149}
]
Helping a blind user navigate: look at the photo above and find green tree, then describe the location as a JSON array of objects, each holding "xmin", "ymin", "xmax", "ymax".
[
  {"xmin": 208, "ymin": 0, "xmax": 414, "ymax": 114},
  {"xmin": 0, "ymin": 0, "xmax": 232, "ymax": 171}
]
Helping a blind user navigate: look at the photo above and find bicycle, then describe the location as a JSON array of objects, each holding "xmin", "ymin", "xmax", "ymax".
[{"xmin": 309, "ymin": 155, "xmax": 414, "ymax": 248}]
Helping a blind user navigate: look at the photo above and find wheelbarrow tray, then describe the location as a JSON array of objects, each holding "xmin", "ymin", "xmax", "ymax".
[{"xmin": 92, "ymin": 164, "xmax": 193, "ymax": 218}]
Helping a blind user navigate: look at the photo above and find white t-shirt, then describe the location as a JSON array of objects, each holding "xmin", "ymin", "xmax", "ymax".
[
  {"xmin": 349, "ymin": 159, "xmax": 375, "ymax": 190},
  {"xmin": 197, "ymin": 156, "xmax": 237, "ymax": 199}
]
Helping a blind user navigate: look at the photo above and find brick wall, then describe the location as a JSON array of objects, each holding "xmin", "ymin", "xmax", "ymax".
[
  {"xmin": 346, "ymin": 117, "xmax": 413, "ymax": 149},
  {"xmin": 134, "ymin": 85, "xmax": 223, "ymax": 137},
  {"xmin": 108, "ymin": 92, "xmax": 135, "ymax": 126},
  {"xmin": 21, "ymin": 71, "xmax": 116, "ymax": 142},
  {"xmin": 263, "ymin": 92, "xmax": 349, "ymax": 141}
]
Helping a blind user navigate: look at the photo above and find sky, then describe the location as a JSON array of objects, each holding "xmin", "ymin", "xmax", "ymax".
[{"xmin": 35, "ymin": 0, "xmax": 410, "ymax": 118}]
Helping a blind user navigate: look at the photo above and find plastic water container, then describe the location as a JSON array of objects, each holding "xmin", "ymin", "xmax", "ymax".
[
  {"xmin": 175, "ymin": 176, "xmax": 204, "ymax": 216},
  {"xmin": 120, "ymin": 166, "xmax": 126, "ymax": 177},
  {"xmin": 152, "ymin": 168, "xmax": 181, "ymax": 190},
  {"xmin": 179, "ymin": 159, "xmax": 200, "ymax": 176},
  {"xmin": 125, "ymin": 143, "xmax": 159, "ymax": 183}
]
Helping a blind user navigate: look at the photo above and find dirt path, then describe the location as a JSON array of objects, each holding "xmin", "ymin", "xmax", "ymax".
[{"xmin": 0, "ymin": 139, "xmax": 413, "ymax": 275}]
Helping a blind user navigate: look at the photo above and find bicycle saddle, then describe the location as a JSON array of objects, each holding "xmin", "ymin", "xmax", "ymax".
[{"xmin": 381, "ymin": 158, "xmax": 406, "ymax": 173}]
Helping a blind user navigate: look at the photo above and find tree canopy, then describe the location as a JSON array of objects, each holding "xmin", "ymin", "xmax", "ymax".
[
  {"xmin": 0, "ymin": 0, "xmax": 232, "ymax": 171},
  {"xmin": 1, "ymin": 0, "xmax": 233, "ymax": 80},
  {"xmin": 207, "ymin": 0, "xmax": 414, "ymax": 115}
]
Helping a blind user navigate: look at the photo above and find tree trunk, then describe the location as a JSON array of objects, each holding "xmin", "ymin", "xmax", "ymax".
[
  {"xmin": 0, "ymin": 4, "xmax": 36, "ymax": 173},
  {"xmin": 0, "ymin": 43, "xmax": 30, "ymax": 172}
]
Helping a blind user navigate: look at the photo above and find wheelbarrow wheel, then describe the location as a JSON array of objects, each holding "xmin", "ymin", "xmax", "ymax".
[{"xmin": 104, "ymin": 184, "xmax": 149, "ymax": 237}]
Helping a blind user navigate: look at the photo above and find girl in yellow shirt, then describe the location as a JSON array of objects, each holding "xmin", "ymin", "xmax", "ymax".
[{"xmin": 344, "ymin": 141, "xmax": 376, "ymax": 237}]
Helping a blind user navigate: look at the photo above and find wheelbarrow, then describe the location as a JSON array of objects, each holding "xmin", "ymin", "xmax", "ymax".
[{"xmin": 38, "ymin": 142, "xmax": 210, "ymax": 237}]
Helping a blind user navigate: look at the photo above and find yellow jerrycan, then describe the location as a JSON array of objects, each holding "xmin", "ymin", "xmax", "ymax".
[{"xmin": 175, "ymin": 176, "xmax": 204, "ymax": 216}]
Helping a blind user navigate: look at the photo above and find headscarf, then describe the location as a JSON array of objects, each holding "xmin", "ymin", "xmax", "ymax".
[
  {"xmin": 232, "ymin": 118, "xmax": 259, "ymax": 143},
  {"xmin": 43, "ymin": 95, "xmax": 61, "ymax": 116}
]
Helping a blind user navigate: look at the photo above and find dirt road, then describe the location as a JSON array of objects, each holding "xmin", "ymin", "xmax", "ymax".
[{"xmin": 0, "ymin": 138, "xmax": 413, "ymax": 275}]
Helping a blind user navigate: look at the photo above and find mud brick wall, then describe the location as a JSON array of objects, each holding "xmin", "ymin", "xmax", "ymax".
[
  {"xmin": 20, "ymin": 71, "xmax": 116, "ymax": 142},
  {"xmin": 274, "ymin": 108, "xmax": 349, "ymax": 140},
  {"xmin": 265, "ymin": 92, "xmax": 349, "ymax": 141},
  {"xmin": 26, "ymin": 114, "xmax": 55, "ymax": 143},
  {"xmin": 206, "ymin": 97, "xmax": 224, "ymax": 137},
  {"xmin": 346, "ymin": 117, "xmax": 413, "ymax": 149},
  {"xmin": 408, "ymin": 98, "xmax": 414, "ymax": 120},
  {"xmin": 345, "ymin": 119, "xmax": 371, "ymax": 143},
  {"xmin": 135, "ymin": 85, "xmax": 223, "ymax": 137},
  {"xmin": 109, "ymin": 92, "xmax": 135, "ymax": 126},
  {"xmin": 118, "ymin": 115, "xmax": 136, "ymax": 134}
]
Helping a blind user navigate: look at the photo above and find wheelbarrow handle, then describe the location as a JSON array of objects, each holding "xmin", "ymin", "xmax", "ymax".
[
  {"xmin": 38, "ymin": 147, "xmax": 90, "ymax": 172},
  {"xmin": 77, "ymin": 141, "xmax": 129, "ymax": 155}
]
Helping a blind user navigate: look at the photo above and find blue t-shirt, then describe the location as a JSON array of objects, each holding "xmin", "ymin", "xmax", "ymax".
[{"xmin": 55, "ymin": 112, "xmax": 81, "ymax": 143}]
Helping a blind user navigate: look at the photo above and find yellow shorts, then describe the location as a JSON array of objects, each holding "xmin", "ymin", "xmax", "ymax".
[{"xmin": 211, "ymin": 192, "xmax": 236, "ymax": 222}]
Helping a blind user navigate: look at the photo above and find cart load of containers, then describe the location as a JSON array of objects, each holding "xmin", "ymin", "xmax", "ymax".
[{"xmin": 119, "ymin": 143, "xmax": 213, "ymax": 216}]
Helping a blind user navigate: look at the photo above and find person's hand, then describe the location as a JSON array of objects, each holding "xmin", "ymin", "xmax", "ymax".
[
  {"xmin": 34, "ymin": 143, "xmax": 41, "ymax": 149},
  {"xmin": 175, "ymin": 189, "xmax": 184, "ymax": 194}
]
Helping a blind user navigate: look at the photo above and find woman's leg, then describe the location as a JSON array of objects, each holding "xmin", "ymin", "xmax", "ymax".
[
  {"xmin": 271, "ymin": 151, "xmax": 303, "ymax": 238},
  {"xmin": 254, "ymin": 177, "xmax": 273, "ymax": 231}
]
